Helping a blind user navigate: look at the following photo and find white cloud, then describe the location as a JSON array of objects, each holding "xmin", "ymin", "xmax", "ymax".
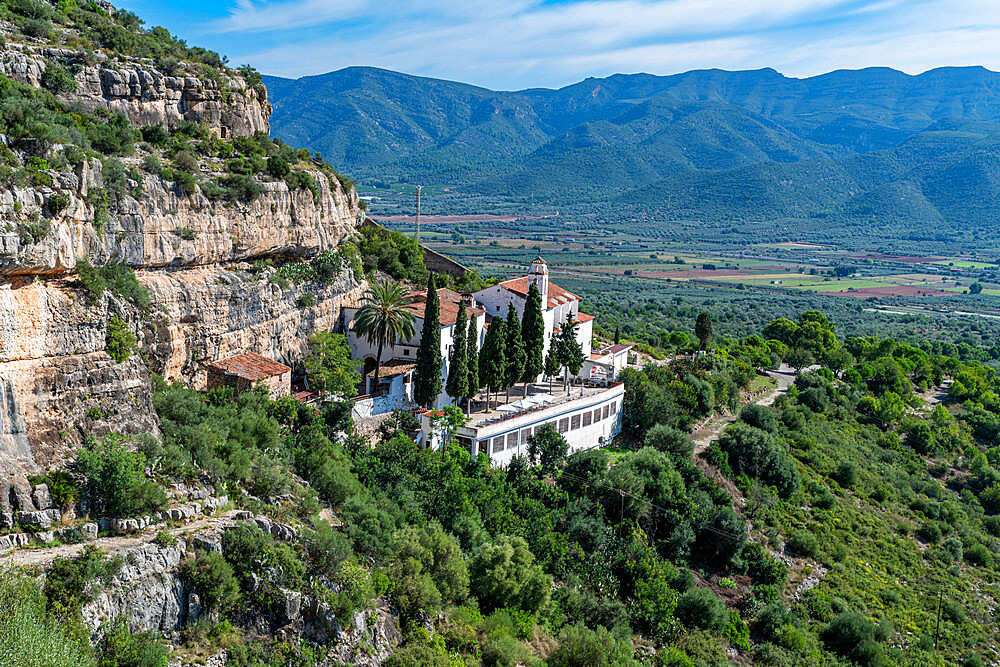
[{"xmin": 214, "ymin": 0, "xmax": 1000, "ymax": 88}]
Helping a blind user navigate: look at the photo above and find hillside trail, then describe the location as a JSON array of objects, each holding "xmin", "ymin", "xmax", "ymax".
[
  {"xmin": 691, "ymin": 365, "xmax": 797, "ymax": 454},
  {"xmin": 0, "ymin": 509, "xmax": 243, "ymax": 569}
]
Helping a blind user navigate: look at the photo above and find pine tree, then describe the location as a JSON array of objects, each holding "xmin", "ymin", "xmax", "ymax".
[
  {"xmin": 543, "ymin": 336, "xmax": 560, "ymax": 393},
  {"xmin": 521, "ymin": 283, "xmax": 545, "ymax": 397},
  {"xmin": 479, "ymin": 317, "xmax": 506, "ymax": 411},
  {"xmin": 504, "ymin": 306, "xmax": 526, "ymax": 403},
  {"xmin": 413, "ymin": 274, "xmax": 443, "ymax": 407},
  {"xmin": 464, "ymin": 316, "xmax": 480, "ymax": 414},
  {"xmin": 445, "ymin": 300, "xmax": 469, "ymax": 407},
  {"xmin": 557, "ymin": 314, "xmax": 585, "ymax": 391}
]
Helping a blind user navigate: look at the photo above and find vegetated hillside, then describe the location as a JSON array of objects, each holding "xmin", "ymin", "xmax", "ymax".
[{"xmin": 266, "ymin": 66, "xmax": 1000, "ymax": 246}]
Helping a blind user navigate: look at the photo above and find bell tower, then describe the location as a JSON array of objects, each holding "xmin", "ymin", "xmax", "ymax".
[{"xmin": 527, "ymin": 256, "xmax": 548, "ymax": 305}]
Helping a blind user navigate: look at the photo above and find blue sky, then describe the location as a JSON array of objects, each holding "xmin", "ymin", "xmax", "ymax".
[{"xmin": 117, "ymin": 0, "xmax": 1000, "ymax": 90}]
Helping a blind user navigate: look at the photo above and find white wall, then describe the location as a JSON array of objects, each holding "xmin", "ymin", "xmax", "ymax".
[{"xmin": 456, "ymin": 383, "xmax": 625, "ymax": 468}]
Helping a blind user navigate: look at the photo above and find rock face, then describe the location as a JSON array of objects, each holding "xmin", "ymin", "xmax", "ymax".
[
  {"xmin": 0, "ymin": 45, "xmax": 269, "ymax": 138},
  {"xmin": 0, "ymin": 42, "xmax": 362, "ymax": 487}
]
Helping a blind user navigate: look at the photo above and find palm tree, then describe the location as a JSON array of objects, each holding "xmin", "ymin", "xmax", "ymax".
[{"xmin": 353, "ymin": 279, "xmax": 415, "ymax": 394}]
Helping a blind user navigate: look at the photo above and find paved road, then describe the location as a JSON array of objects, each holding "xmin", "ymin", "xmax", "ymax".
[{"xmin": 691, "ymin": 365, "xmax": 797, "ymax": 454}]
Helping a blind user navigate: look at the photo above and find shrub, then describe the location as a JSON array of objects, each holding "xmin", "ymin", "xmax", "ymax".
[
  {"xmin": 46, "ymin": 192, "xmax": 70, "ymax": 216},
  {"xmin": 310, "ymin": 249, "xmax": 342, "ymax": 282},
  {"xmin": 75, "ymin": 259, "xmax": 151, "ymax": 309},
  {"xmin": 787, "ymin": 529, "xmax": 820, "ymax": 557},
  {"xmin": 644, "ymin": 423, "xmax": 694, "ymax": 459},
  {"xmin": 285, "ymin": 170, "xmax": 320, "ymax": 203},
  {"xmin": 141, "ymin": 125, "xmax": 169, "ymax": 146},
  {"xmin": 180, "ymin": 551, "xmax": 240, "ymax": 615},
  {"xmin": 547, "ymin": 624, "xmax": 640, "ymax": 667},
  {"xmin": 21, "ymin": 17, "xmax": 52, "ymax": 38},
  {"xmin": 41, "ymin": 63, "xmax": 76, "ymax": 93},
  {"xmin": 916, "ymin": 521, "xmax": 942, "ymax": 544},
  {"xmin": 0, "ymin": 569, "xmax": 93, "ymax": 666},
  {"xmin": 674, "ymin": 588, "xmax": 728, "ymax": 632},
  {"xmin": 965, "ymin": 543, "xmax": 993, "ymax": 567},
  {"xmin": 152, "ymin": 530, "xmax": 177, "ymax": 547},
  {"xmin": 718, "ymin": 423, "xmax": 799, "ymax": 498},
  {"xmin": 43, "ymin": 544, "xmax": 122, "ymax": 617},
  {"xmin": 220, "ymin": 173, "xmax": 260, "ymax": 202},
  {"xmin": 74, "ymin": 434, "xmax": 167, "ymax": 517},
  {"xmin": 296, "ymin": 293, "xmax": 316, "ymax": 308},
  {"xmin": 265, "ymin": 155, "xmax": 290, "ymax": 179},
  {"xmin": 173, "ymin": 226, "xmax": 197, "ymax": 240},
  {"xmin": 819, "ymin": 612, "xmax": 889, "ymax": 667},
  {"xmin": 105, "ymin": 315, "xmax": 137, "ymax": 363},
  {"xmin": 834, "ymin": 460, "xmax": 858, "ymax": 488},
  {"xmin": 98, "ymin": 620, "xmax": 169, "ymax": 667},
  {"xmin": 739, "ymin": 403, "xmax": 780, "ymax": 433},
  {"xmin": 469, "ymin": 535, "xmax": 551, "ymax": 615}
]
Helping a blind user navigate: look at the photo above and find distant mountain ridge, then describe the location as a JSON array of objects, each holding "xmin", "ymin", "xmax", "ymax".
[{"xmin": 264, "ymin": 65, "xmax": 1000, "ymax": 239}]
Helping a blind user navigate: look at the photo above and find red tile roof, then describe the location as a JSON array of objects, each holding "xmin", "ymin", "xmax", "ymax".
[
  {"xmin": 577, "ymin": 313, "xmax": 595, "ymax": 323},
  {"xmin": 208, "ymin": 353, "xmax": 290, "ymax": 381},
  {"xmin": 373, "ymin": 358, "xmax": 416, "ymax": 380},
  {"xmin": 405, "ymin": 288, "xmax": 484, "ymax": 326},
  {"xmin": 604, "ymin": 343, "xmax": 630, "ymax": 353},
  {"xmin": 495, "ymin": 277, "xmax": 579, "ymax": 309}
]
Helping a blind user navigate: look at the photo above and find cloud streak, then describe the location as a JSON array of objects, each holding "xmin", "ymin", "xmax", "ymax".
[{"xmin": 177, "ymin": 0, "xmax": 1000, "ymax": 89}]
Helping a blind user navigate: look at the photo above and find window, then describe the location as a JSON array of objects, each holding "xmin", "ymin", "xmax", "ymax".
[
  {"xmin": 582, "ymin": 411, "xmax": 592, "ymax": 427},
  {"xmin": 403, "ymin": 349, "xmax": 410, "ymax": 356},
  {"xmin": 492, "ymin": 436, "xmax": 505, "ymax": 453},
  {"xmin": 593, "ymin": 408, "xmax": 601, "ymax": 422},
  {"xmin": 571, "ymin": 415, "xmax": 581, "ymax": 430},
  {"xmin": 507, "ymin": 432, "xmax": 518, "ymax": 450},
  {"xmin": 558, "ymin": 418, "xmax": 569, "ymax": 433},
  {"xmin": 610, "ymin": 402, "xmax": 617, "ymax": 415},
  {"xmin": 521, "ymin": 428, "xmax": 532, "ymax": 444},
  {"xmin": 478, "ymin": 440, "xmax": 487, "ymax": 454},
  {"xmin": 603, "ymin": 405, "xmax": 609, "ymax": 420},
  {"xmin": 549, "ymin": 421, "xmax": 557, "ymax": 432}
]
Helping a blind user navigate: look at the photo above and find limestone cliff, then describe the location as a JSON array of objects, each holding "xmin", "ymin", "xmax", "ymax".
[{"xmin": 0, "ymin": 30, "xmax": 363, "ymax": 493}]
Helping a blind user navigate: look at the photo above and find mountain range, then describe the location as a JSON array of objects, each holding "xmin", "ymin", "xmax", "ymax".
[{"xmin": 264, "ymin": 66, "xmax": 1000, "ymax": 240}]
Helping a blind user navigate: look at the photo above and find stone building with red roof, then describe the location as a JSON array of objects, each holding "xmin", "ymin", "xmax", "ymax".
[{"xmin": 206, "ymin": 352, "xmax": 291, "ymax": 400}]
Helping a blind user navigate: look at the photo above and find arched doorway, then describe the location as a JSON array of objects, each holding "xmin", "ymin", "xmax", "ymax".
[{"xmin": 362, "ymin": 356, "xmax": 377, "ymax": 393}]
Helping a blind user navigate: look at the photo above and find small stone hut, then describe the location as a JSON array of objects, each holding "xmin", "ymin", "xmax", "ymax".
[{"xmin": 206, "ymin": 353, "xmax": 291, "ymax": 399}]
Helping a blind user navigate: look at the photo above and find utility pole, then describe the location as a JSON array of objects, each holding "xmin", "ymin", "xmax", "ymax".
[{"xmin": 414, "ymin": 184, "xmax": 422, "ymax": 242}]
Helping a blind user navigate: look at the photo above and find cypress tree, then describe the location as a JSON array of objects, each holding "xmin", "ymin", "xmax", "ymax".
[
  {"xmin": 557, "ymin": 314, "xmax": 585, "ymax": 391},
  {"xmin": 464, "ymin": 315, "xmax": 480, "ymax": 414},
  {"xmin": 695, "ymin": 311, "xmax": 714, "ymax": 352},
  {"xmin": 479, "ymin": 317, "xmax": 506, "ymax": 411},
  {"xmin": 521, "ymin": 283, "xmax": 545, "ymax": 397},
  {"xmin": 544, "ymin": 336, "xmax": 560, "ymax": 393},
  {"xmin": 445, "ymin": 300, "xmax": 468, "ymax": 406},
  {"xmin": 413, "ymin": 274, "xmax": 443, "ymax": 407},
  {"xmin": 504, "ymin": 306, "xmax": 526, "ymax": 403},
  {"xmin": 614, "ymin": 326, "xmax": 621, "ymax": 345}
]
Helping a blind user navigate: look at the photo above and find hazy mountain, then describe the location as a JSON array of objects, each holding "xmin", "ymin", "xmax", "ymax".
[{"xmin": 265, "ymin": 65, "xmax": 1000, "ymax": 230}]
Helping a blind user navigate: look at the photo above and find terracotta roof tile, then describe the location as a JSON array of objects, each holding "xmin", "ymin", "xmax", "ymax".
[
  {"xmin": 405, "ymin": 288, "xmax": 484, "ymax": 326},
  {"xmin": 373, "ymin": 358, "xmax": 416, "ymax": 379},
  {"xmin": 495, "ymin": 277, "xmax": 579, "ymax": 309},
  {"xmin": 208, "ymin": 353, "xmax": 289, "ymax": 381}
]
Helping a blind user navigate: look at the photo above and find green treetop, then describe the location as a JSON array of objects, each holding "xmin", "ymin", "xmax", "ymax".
[
  {"xmin": 479, "ymin": 317, "xmax": 507, "ymax": 411},
  {"xmin": 543, "ymin": 336, "xmax": 560, "ymax": 393},
  {"xmin": 521, "ymin": 284, "xmax": 545, "ymax": 397},
  {"xmin": 413, "ymin": 274, "xmax": 443, "ymax": 407},
  {"xmin": 504, "ymin": 306, "xmax": 526, "ymax": 403},
  {"xmin": 445, "ymin": 300, "xmax": 469, "ymax": 405},
  {"xmin": 556, "ymin": 314, "xmax": 585, "ymax": 391},
  {"xmin": 695, "ymin": 312, "xmax": 713, "ymax": 352},
  {"xmin": 303, "ymin": 331, "xmax": 363, "ymax": 397},
  {"xmin": 352, "ymin": 278, "xmax": 415, "ymax": 392}
]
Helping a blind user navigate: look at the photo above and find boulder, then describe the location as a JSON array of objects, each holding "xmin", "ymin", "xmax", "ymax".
[
  {"xmin": 17, "ymin": 510, "xmax": 51, "ymax": 529},
  {"xmin": 32, "ymin": 483, "xmax": 53, "ymax": 510}
]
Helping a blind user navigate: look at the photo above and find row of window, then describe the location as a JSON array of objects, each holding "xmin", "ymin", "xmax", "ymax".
[{"xmin": 485, "ymin": 401, "xmax": 617, "ymax": 454}]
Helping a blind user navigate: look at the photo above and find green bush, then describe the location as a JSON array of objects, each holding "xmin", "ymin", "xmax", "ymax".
[
  {"xmin": 21, "ymin": 17, "xmax": 51, "ymax": 38},
  {"xmin": 75, "ymin": 259, "xmax": 151, "ymax": 309},
  {"xmin": 44, "ymin": 544, "xmax": 122, "ymax": 617},
  {"xmin": 41, "ymin": 63, "xmax": 76, "ymax": 93},
  {"xmin": 296, "ymin": 293, "xmax": 316, "ymax": 308},
  {"xmin": 285, "ymin": 170, "xmax": 320, "ymax": 203},
  {"xmin": 819, "ymin": 612, "xmax": 889, "ymax": 667},
  {"xmin": 180, "ymin": 551, "xmax": 240, "ymax": 615},
  {"xmin": 97, "ymin": 620, "xmax": 168, "ymax": 667},
  {"xmin": 46, "ymin": 192, "xmax": 70, "ymax": 216},
  {"xmin": 644, "ymin": 423, "xmax": 695, "ymax": 459},
  {"xmin": 0, "ymin": 569, "xmax": 93, "ymax": 667},
  {"xmin": 105, "ymin": 315, "xmax": 137, "ymax": 363},
  {"xmin": 266, "ymin": 155, "xmax": 290, "ymax": 179},
  {"xmin": 74, "ymin": 434, "xmax": 167, "ymax": 517},
  {"xmin": 674, "ymin": 588, "xmax": 728, "ymax": 632},
  {"xmin": 787, "ymin": 529, "xmax": 820, "ymax": 557}
]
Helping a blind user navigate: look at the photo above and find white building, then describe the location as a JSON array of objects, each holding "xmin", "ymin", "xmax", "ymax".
[
  {"xmin": 421, "ymin": 381, "xmax": 625, "ymax": 465},
  {"xmin": 472, "ymin": 257, "xmax": 594, "ymax": 378},
  {"xmin": 343, "ymin": 258, "xmax": 628, "ymax": 460},
  {"xmin": 343, "ymin": 287, "xmax": 486, "ymax": 411}
]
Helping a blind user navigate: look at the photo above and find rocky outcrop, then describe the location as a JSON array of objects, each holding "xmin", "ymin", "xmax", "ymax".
[
  {"xmin": 0, "ymin": 44, "xmax": 269, "ymax": 138},
  {"xmin": 142, "ymin": 265, "xmax": 362, "ymax": 385},
  {"xmin": 1, "ymin": 163, "xmax": 358, "ymax": 276}
]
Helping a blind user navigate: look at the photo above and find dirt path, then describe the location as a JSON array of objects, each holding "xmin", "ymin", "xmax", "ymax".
[
  {"xmin": 691, "ymin": 366, "xmax": 797, "ymax": 454},
  {"xmin": 0, "ymin": 510, "xmax": 242, "ymax": 568}
]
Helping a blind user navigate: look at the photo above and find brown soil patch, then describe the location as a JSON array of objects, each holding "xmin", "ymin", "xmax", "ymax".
[
  {"xmin": 818, "ymin": 285, "xmax": 953, "ymax": 298},
  {"xmin": 775, "ymin": 242, "xmax": 828, "ymax": 248},
  {"xmin": 378, "ymin": 214, "xmax": 551, "ymax": 225}
]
